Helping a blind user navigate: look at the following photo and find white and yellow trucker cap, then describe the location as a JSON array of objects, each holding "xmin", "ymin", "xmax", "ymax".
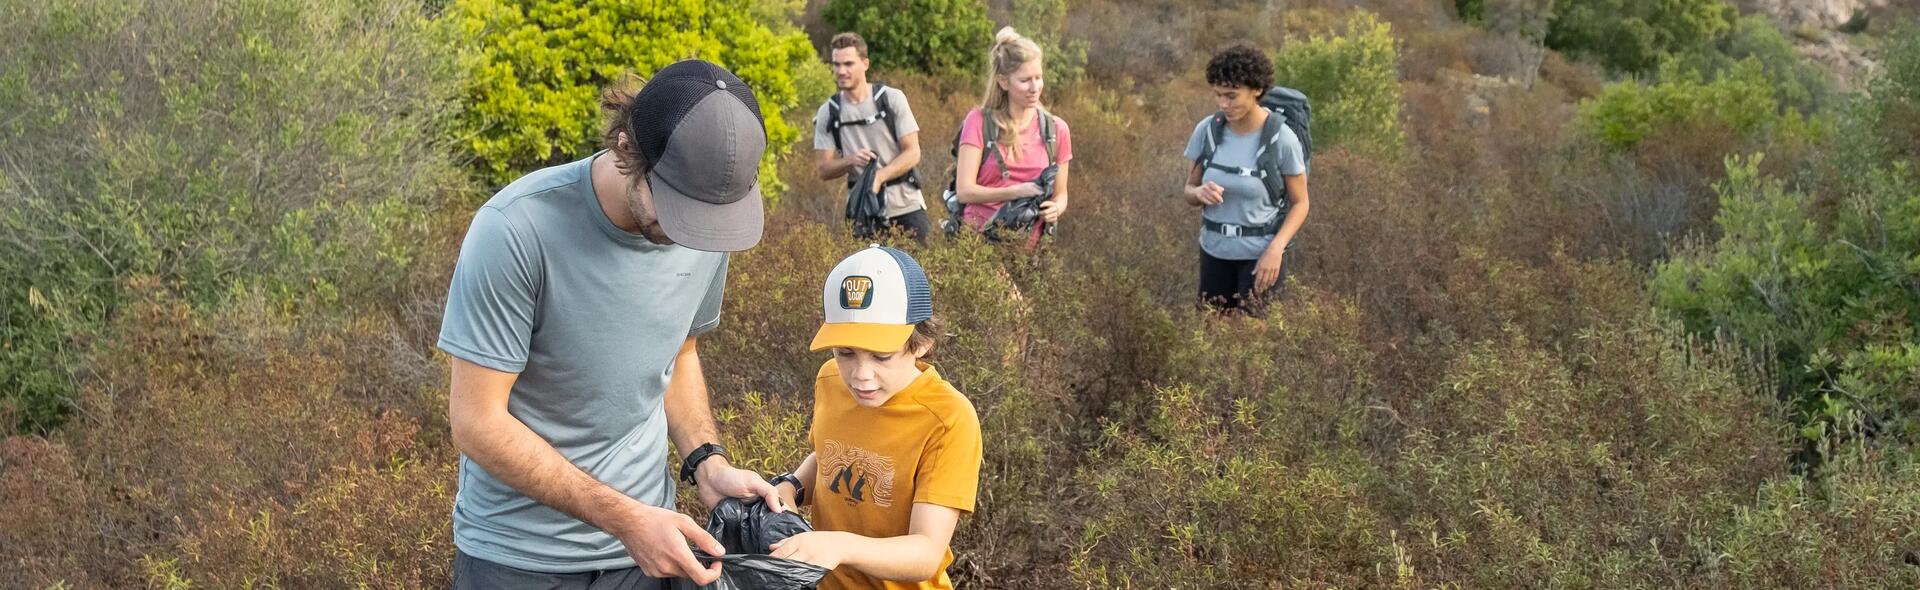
[{"xmin": 809, "ymin": 245, "xmax": 933, "ymax": 352}]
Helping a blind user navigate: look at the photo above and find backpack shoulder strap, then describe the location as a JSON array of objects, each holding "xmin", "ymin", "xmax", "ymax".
[
  {"xmin": 979, "ymin": 109, "xmax": 1010, "ymax": 180},
  {"xmin": 824, "ymin": 93, "xmax": 846, "ymax": 155},
  {"xmin": 1038, "ymin": 109, "xmax": 1058, "ymax": 165},
  {"xmin": 872, "ymin": 84, "xmax": 899, "ymax": 141},
  {"xmin": 1255, "ymin": 110, "xmax": 1285, "ymax": 157},
  {"xmin": 1199, "ymin": 113, "xmax": 1227, "ymax": 167},
  {"xmin": 1254, "ymin": 113, "xmax": 1291, "ymax": 207}
]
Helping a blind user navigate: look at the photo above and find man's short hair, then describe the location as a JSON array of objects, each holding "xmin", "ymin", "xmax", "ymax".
[{"xmin": 829, "ymin": 32, "xmax": 868, "ymax": 60}]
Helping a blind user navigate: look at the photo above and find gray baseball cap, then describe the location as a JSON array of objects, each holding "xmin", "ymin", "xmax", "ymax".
[{"xmin": 629, "ymin": 60, "xmax": 767, "ymax": 252}]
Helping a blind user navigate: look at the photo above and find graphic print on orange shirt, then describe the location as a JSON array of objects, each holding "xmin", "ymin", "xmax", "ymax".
[{"xmin": 819, "ymin": 439, "xmax": 897, "ymax": 508}]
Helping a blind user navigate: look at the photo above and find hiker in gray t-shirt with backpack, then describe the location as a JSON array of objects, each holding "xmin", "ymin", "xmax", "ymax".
[
  {"xmin": 814, "ymin": 32, "xmax": 929, "ymax": 244},
  {"xmin": 439, "ymin": 61, "xmax": 784, "ymax": 589},
  {"xmin": 1182, "ymin": 44, "xmax": 1312, "ymax": 314}
]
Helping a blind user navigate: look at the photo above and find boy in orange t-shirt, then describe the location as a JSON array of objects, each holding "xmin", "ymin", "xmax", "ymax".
[{"xmin": 768, "ymin": 245, "xmax": 983, "ymax": 590}]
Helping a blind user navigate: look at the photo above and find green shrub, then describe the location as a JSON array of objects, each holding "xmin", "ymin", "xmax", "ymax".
[
  {"xmin": 448, "ymin": 0, "xmax": 817, "ymax": 191},
  {"xmin": 1707, "ymin": 450, "xmax": 1920, "ymax": 587},
  {"xmin": 1272, "ymin": 11, "xmax": 1406, "ymax": 156},
  {"xmin": 0, "ymin": 0, "xmax": 464, "ymax": 433},
  {"xmin": 822, "ymin": 0, "xmax": 993, "ymax": 78},
  {"xmin": 1651, "ymin": 155, "xmax": 1920, "ymax": 455},
  {"xmin": 1545, "ymin": 0, "xmax": 1736, "ymax": 75},
  {"xmin": 1011, "ymin": 0, "xmax": 1089, "ymax": 84},
  {"xmin": 1666, "ymin": 15, "xmax": 1836, "ymax": 114},
  {"xmin": 1576, "ymin": 60, "xmax": 1822, "ymax": 152},
  {"xmin": 1395, "ymin": 317, "xmax": 1783, "ymax": 586},
  {"xmin": 1850, "ymin": 29, "xmax": 1920, "ymax": 172}
]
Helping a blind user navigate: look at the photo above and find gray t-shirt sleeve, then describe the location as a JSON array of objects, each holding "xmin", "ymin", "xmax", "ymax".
[
  {"xmin": 689, "ymin": 254, "xmax": 727, "ymax": 337},
  {"xmin": 438, "ymin": 207, "xmax": 541, "ymax": 373},
  {"xmin": 1273, "ymin": 126, "xmax": 1307, "ymax": 176},
  {"xmin": 887, "ymin": 87, "xmax": 920, "ymax": 138},
  {"xmin": 813, "ymin": 102, "xmax": 836, "ymax": 152},
  {"xmin": 1183, "ymin": 118, "xmax": 1210, "ymax": 161}
]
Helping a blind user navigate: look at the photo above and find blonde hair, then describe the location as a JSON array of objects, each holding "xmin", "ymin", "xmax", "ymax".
[{"xmin": 981, "ymin": 26, "xmax": 1044, "ymax": 161}]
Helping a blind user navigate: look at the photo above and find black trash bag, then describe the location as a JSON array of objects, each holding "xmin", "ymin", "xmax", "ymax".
[
  {"xmin": 845, "ymin": 162, "xmax": 887, "ymax": 238},
  {"xmin": 984, "ymin": 162, "xmax": 1059, "ymax": 238},
  {"xmin": 670, "ymin": 498, "xmax": 829, "ymax": 590}
]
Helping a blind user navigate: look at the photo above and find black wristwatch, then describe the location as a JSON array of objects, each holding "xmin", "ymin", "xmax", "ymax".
[
  {"xmin": 679, "ymin": 443, "xmax": 731, "ymax": 486},
  {"xmin": 769, "ymin": 472, "xmax": 807, "ymax": 505}
]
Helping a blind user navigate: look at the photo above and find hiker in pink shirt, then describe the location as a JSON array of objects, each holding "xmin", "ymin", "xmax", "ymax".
[{"xmin": 950, "ymin": 27, "xmax": 1073, "ymax": 249}]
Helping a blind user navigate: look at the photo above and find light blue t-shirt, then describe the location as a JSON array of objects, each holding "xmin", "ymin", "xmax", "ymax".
[
  {"xmin": 1182, "ymin": 115, "xmax": 1307, "ymax": 260},
  {"xmin": 437, "ymin": 152, "xmax": 727, "ymax": 572}
]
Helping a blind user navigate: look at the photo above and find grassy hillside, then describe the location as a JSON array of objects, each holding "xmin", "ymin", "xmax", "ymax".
[{"xmin": 2, "ymin": 0, "xmax": 1916, "ymax": 587}]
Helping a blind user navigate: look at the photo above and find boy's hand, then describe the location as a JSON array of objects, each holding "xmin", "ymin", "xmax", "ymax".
[
  {"xmin": 695, "ymin": 457, "xmax": 785, "ymax": 512},
  {"xmin": 770, "ymin": 531, "xmax": 848, "ymax": 569},
  {"xmin": 773, "ymin": 481, "xmax": 800, "ymax": 511}
]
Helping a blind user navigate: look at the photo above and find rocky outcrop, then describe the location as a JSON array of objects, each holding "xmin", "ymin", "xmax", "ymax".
[
  {"xmin": 1800, "ymin": 34, "xmax": 1882, "ymax": 92},
  {"xmin": 1736, "ymin": 0, "xmax": 1888, "ymax": 28}
]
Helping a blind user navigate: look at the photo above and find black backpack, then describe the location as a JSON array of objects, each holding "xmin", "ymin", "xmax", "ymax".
[
  {"xmin": 825, "ymin": 83, "xmax": 919, "ymax": 189},
  {"xmin": 1193, "ymin": 86, "xmax": 1311, "ymax": 213},
  {"xmin": 939, "ymin": 109, "xmax": 1058, "ymax": 236}
]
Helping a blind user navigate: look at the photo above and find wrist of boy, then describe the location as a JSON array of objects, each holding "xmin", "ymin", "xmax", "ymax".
[{"xmin": 770, "ymin": 472, "xmax": 807, "ymax": 505}]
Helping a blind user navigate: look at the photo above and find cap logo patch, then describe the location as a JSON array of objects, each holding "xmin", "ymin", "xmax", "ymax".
[{"xmin": 840, "ymin": 276, "xmax": 874, "ymax": 309}]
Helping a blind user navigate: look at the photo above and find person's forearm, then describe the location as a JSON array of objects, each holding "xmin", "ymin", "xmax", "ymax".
[
  {"xmin": 452, "ymin": 409, "xmax": 648, "ymax": 537},
  {"xmin": 816, "ymin": 154, "xmax": 854, "ymax": 182},
  {"xmin": 1184, "ymin": 162, "xmax": 1208, "ymax": 207},
  {"xmin": 957, "ymin": 183, "xmax": 1027, "ymax": 204},
  {"xmin": 1271, "ymin": 176, "xmax": 1310, "ymax": 248},
  {"xmin": 1270, "ymin": 201, "xmax": 1309, "ymax": 253},
  {"xmin": 795, "ymin": 453, "xmax": 818, "ymax": 484},
  {"xmin": 664, "ymin": 340, "xmax": 722, "ymax": 462},
  {"xmin": 1051, "ymin": 166, "xmax": 1070, "ymax": 205},
  {"xmin": 874, "ymin": 145, "xmax": 921, "ymax": 185},
  {"xmin": 834, "ymin": 532, "xmax": 949, "ymax": 581},
  {"xmin": 781, "ymin": 453, "xmax": 818, "ymax": 506},
  {"xmin": 1181, "ymin": 184, "xmax": 1210, "ymax": 207}
]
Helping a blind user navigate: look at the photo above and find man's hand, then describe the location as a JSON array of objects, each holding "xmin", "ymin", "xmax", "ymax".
[
  {"xmin": 610, "ymin": 503, "xmax": 726, "ymax": 584},
  {"xmin": 695, "ymin": 457, "xmax": 784, "ymax": 512},
  {"xmin": 769, "ymin": 531, "xmax": 850, "ymax": 570},
  {"xmin": 1254, "ymin": 246, "xmax": 1286, "ymax": 293},
  {"xmin": 844, "ymin": 149, "xmax": 877, "ymax": 169}
]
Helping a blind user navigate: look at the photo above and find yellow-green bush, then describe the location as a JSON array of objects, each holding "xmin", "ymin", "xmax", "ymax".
[
  {"xmin": 822, "ymin": 0, "xmax": 993, "ymax": 78},
  {"xmin": 448, "ymin": 0, "xmax": 817, "ymax": 192},
  {"xmin": 1272, "ymin": 11, "xmax": 1406, "ymax": 156},
  {"xmin": 1577, "ymin": 61, "xmax": 1823, "ymax": 152}
]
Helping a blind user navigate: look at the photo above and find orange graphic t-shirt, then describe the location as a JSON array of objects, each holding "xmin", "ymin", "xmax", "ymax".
[{"xmin": 808, "ymin": 360, "xmax": 983, "ymax": 590}]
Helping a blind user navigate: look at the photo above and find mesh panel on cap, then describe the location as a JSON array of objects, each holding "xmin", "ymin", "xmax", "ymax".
[
  {"xmin": 627, "ymin": 60, "xmax": 766, "ymax": 164},
  {"xmin": 879, "ymin": 247, "xmax": 933, "ymax": 324}
]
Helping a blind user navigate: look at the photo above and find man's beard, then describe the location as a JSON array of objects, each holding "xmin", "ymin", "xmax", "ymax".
[{"xmin": 624, "ymin": 180, "xmax": 673, "ymax": 245}]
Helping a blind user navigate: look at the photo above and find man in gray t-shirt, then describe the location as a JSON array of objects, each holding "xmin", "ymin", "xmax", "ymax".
[
  {"xmin": 439, "ymin": 60, "xmax": 781, "ymax": 589},
  {"xmin": 813, "ymin": 32, "xmax": 928, "ymax": 243}
]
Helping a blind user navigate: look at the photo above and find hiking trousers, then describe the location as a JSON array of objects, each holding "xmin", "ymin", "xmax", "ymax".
[{"xmin": 1198, "ymin": 250, "xmax": 1290, "ymax": 315}]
